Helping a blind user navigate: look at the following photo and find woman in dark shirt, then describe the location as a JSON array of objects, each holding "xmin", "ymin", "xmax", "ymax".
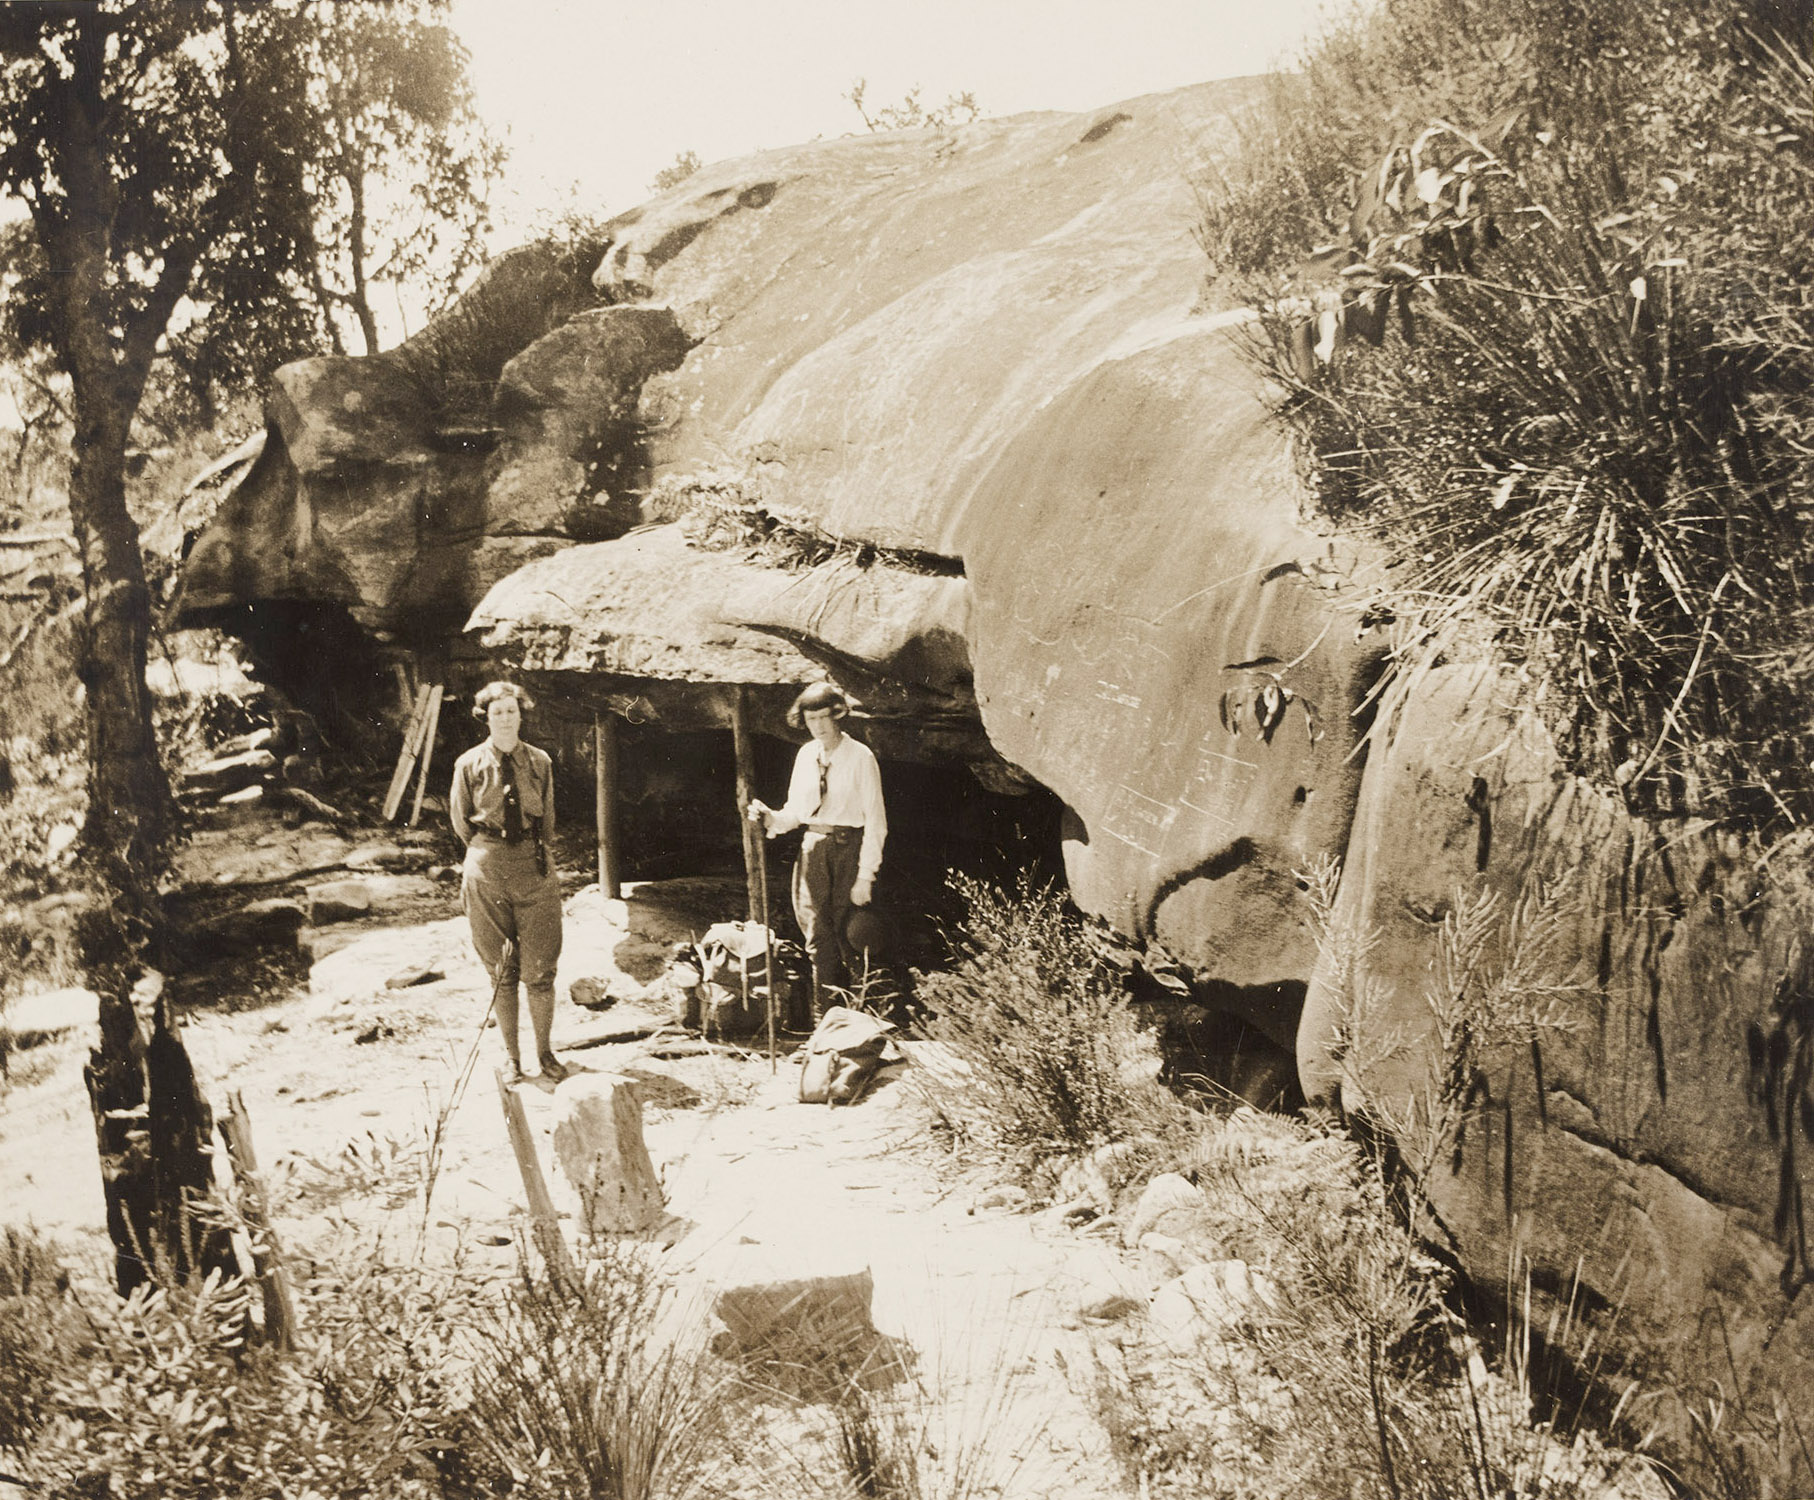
[{"xmin": 449, "ymin": 681, "xmax": 566, "ymax": 1082}]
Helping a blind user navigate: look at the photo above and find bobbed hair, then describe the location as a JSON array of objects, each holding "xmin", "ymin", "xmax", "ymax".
[
  {"xmin": 786, "ymin": 682, "xmax": 850, "ymax": 729},
  {"xmin": 471, "ymin": 679, "xmax": 535, "ymax": 722}
]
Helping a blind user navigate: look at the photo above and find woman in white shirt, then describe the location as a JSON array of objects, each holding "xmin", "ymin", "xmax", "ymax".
[{"xmin": 748, "ymin": 683, "xmax": 887, "ymax": 1018}]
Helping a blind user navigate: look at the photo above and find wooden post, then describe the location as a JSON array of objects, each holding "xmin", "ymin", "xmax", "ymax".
[
  {"xmin": 732, "ymin": 685, "xmax": 762, "ymax": 924},
  {"xmin": 382, "ymin": 683, "xmax": 433, "ymax": 822},
  {"xmin": 496, "ymin": 1071, "xmax": 579, "ymax": 1291},
  {"xmin": 594, "ymin": 711, "xmax": 621, "ymax": 899},
  {"xmin": 219, "ymin": 1090, "xmax": 297, "ymax": 1349}
]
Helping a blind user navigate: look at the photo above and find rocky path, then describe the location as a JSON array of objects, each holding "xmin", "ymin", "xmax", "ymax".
[{"xmin": 1, "ymin": 859, "xmax": 1129, "ymax": 1495}]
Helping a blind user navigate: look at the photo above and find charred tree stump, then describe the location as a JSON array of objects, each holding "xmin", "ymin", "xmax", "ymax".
[
  {"xmin": 146, "ymin": 994, "xmax": 233, "ymax": 1284},
  {"xmin": 83, "ymin": 963, "xmax": 233, "ymax": 1294}
]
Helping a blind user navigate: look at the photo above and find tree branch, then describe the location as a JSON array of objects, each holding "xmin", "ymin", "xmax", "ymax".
[{"xmin": 118, "ymin": 248, "xmax": 198, "ymax": 403}]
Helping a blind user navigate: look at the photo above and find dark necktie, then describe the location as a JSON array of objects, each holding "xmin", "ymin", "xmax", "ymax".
[
  {"xmin": 812, "ymin": 750, "xmax": 830, "ymax": 817},
  {"xmin": 501, "ymin": 751, "xmax": 524, "ymax": 842}
]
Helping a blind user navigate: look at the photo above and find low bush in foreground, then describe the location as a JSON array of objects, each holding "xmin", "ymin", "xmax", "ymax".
[{"xmin": 1095, "ymin": 1107, "xmax": 1664, "ymax": 1500}]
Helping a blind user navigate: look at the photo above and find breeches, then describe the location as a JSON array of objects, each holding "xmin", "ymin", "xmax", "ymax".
[
  {"xmin": 793, "ymin": 827, "xmax": 861, "ymax": 986},
  {"xmin": 462, "ymin": 840, "xmax": 563, "ymax": 993}
]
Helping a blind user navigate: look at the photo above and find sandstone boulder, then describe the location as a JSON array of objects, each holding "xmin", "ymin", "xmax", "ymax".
[
  {"xmin": 1148, "ymin": 1259, "xmax": 1278, "ymax": 1353},
  {"xmin": 711, "ymin": 1249, "xmax": 893, "ymax": 1399},
  {"xmin": 1299, "ymin": 663, "xmax": 1814, "ymax": 1444},
  {"xmin": 1123, "ymin": 1172, "xmax": 1212, "ymax": 1251}
]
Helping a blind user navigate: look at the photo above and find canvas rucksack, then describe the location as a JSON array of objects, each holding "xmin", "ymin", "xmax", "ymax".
[{"xmin": 798, "ymin": 1005, "xmax": 897, "ymax": 1105}]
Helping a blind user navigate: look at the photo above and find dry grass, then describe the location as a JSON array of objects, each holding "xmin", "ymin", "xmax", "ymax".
[
  {"xmin": 1091, "ymin": 1107, "xmax": 1665, "ymax": 1500},
  {"xmin": 460, "ymin": 1240, "xmax": 730, "ymax": 1500}
]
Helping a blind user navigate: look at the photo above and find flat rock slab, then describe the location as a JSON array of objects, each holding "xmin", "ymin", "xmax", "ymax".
[
  {"xmin": 2, "ymin": 985, "xmax": 98, "ymax": 1038},
  {"xmin": 306, "ymin": 880, "xmax": 372, "ymax": 924}
]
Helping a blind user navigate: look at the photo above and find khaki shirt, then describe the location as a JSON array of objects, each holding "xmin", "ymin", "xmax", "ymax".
[{"xmin": 449, "ymin": 740, "xmax": 554, "ymax": 844}]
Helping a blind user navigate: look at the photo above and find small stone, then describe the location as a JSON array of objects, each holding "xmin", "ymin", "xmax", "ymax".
[
  {"xmin": 1123, "ymin": 1171, "xmax": 1209, "ymax": 1249},
  {"xmin": 1148, "ymin": 1259, "xmax": 1279, "ymax": 1352},
  {"xmin": 975, "ymin": 1184, "xmax": 1029, "ymax": 1212},
  {"xmin": 219, "ymin": 784, "xmax": 264, "ymax": 804},
  {"xmin": 384, "ymin": 966, "xmax": 444, "ymax": 990},
  {"xmin": 1077, "ymin": 1279, "xmax": 1143, "ymax": 1321},
  {"xmin": 307, "ymin": 879, "xmax": 372, "ymax": 924},
  {"xmin": 570, "ymin": 976, "xmax": 615, "ymax": 1009},
  {"xmin": 1136, "ymin": 1231, "xmax": 1201, "ymax": 1276}
]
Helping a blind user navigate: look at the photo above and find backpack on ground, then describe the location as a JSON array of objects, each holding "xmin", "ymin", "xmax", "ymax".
[{"xmin": 798, "ymin": 1005, "xmax": 897, "ymax": 1105}]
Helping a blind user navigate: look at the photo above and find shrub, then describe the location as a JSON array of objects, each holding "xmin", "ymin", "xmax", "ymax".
[
  {"xmin": 2, "ymin": 1233, "xmax": 483, "ymax": 1499},
  {"xmin": 460, "ymin": 1241, "xmax": 727, "ymax": 1500},
  {"xmin": 909, "ymin": 874, "xmax": 1181, "ymax": 1176},
  {"xmin": 1094, "ymin": 1108, "xmax": 1660, "ymax": 1500},
  {"xmin": 1205, "ymin": 0, "xmax": 1814, "ymax": 832}
]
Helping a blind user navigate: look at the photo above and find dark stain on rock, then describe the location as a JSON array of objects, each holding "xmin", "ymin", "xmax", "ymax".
[
  {"xmin": 1078, "ymin": 112, "xmax": 1133, "ymax": 144},
  {"xmin": 647, "ymin": 218, "xmax": 711, "ymax": 271},
  {"xmin": 1530, "ymin": 1037, "xmax": 1548, "ymax": 1128},
  {"xmin": 1141, "ymin": 837, "xmax": 1259, "ymax": 940},
  {"xmin": 1466, "ymin": 775, "xmax": 1492, "ymax": 872},
  {"xmin": 1753, "ymin": 939, "xmax": 1814, "ymax": 1293}
]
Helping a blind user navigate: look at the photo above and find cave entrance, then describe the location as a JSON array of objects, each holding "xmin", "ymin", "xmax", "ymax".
[
  {"xmin": 187, "ymin": 599, "xmax": 398, "ymax": 761},
  {"xmin": 568, "ymin": 712, "xmax": 1066, "ymax": 966}
]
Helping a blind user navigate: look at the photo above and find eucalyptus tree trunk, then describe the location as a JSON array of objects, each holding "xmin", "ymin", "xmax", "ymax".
[{"xmin": 48, "ymin": 32, "xmax": 224, "ymax": 1294}]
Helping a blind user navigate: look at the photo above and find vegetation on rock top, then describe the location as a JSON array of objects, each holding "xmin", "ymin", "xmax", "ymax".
[{"xmin": 1202, "ymin": 0, "xmax": 1814, "ymax": 832}]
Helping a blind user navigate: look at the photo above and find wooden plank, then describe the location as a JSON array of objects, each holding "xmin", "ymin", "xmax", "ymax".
[
  {"xmin": 406, "ymin": 684, "xmax": 444, "ymax": 827},
  {"xmin": 594, "ymin": 710, "xmax": 621, "ymax": 898},
  {"xmin": 496, "ymin": 1071, "xmax": 578, "ymax": 1290},
  {"xmin": 219, "ymin": 1090, "xmax": 297, "ymax": 1350},
  {"xmin": 381, "ymin": 683, "xmax": 433, "ymax": 821}
]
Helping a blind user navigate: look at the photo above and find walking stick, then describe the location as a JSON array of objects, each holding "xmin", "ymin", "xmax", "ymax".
[{"xmin": 756, "ymin": 827, "xmax": 776, "ymax": 1072}]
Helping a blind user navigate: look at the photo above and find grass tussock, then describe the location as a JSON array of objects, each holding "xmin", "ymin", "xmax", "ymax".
[
  {"xmin": 1094, "ymin": 1106, "xmax": 1665, "ymax": 1500},
  {"xmin": 1204, "ymin": 0, "xmax": 1814, "ymax": 831},
  {"xmin": 908, "ymin": 874, "xmax": 1185, "ymax": 1180},
  {"xmin": 461, "ymin": 1240, "xmax": 729, "ymax": 1500}
]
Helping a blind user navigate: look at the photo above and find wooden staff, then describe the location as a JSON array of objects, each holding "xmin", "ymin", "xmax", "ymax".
[{"xmin": 757, "ymin": 828, "xmax": 776, "ymax": 1071}]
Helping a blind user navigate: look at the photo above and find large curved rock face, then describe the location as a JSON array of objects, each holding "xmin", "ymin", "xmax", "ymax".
[
  {"xmin": 584, "ymin": 81, "xmax": 1379, "ymax": 1014},
  {"xmin": 1300, "ymin": 666, "xmax": 1814, "ymax": 1446}
]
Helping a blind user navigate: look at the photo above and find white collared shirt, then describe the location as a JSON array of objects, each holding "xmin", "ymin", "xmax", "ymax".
[{"xmin": 772, "ymin": 732, "xmax": 887, "ymax": 881}]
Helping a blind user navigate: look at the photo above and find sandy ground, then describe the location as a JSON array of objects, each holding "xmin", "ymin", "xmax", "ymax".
[{"xmin": 0, "ymin": 817, "xmax": 1136, "ymax": 1494}]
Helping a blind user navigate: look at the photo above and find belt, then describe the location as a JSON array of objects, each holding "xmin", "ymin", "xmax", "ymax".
[
  {"xmin": 803, "ymin": 823, "xmax": 861, "ymax": 835},
  {"xmin": 470, "ymin": 830, "xmax": 530, "ymax": 847}
]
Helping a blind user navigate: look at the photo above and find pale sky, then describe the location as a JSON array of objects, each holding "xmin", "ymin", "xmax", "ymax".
[{"xmin": 449, "ymin": 0, "xmax": 1342, "ymax": 239}]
